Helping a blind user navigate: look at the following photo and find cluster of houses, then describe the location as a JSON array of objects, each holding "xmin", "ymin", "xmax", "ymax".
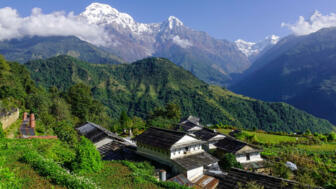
[{"xmin": 77, "ymin": 116, "xmax": 282, "ymax": 189}]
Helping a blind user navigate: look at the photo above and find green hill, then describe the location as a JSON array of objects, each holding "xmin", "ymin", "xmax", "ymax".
[{"xmin": 25, "ymin": 55, "xmax": 335, "ymax": 133}]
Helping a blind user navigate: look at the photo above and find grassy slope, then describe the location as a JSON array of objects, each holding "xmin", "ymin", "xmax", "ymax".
[
  {"xmin": 217, "ymin": 129, "xmax": 336, "ymax": 187},
  {"xmin": 0, "ymin": 139, "xmax": 163, "ymax": 189},
  {"xmin": 25, "ymin": 55, "xmax": 335, "ymax": 133},
  {"xmin": 217, "ymin": 129, "xmax": 308, "ymax": 144}
]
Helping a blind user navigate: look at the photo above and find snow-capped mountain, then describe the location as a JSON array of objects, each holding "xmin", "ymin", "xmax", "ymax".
[
  {"xmin": 235, "ymin": 35, "xmax": 280, "ymax": 58},
  {"xmin": 76, "ymin": 3, "xmax": 250, "ymax": 85}
]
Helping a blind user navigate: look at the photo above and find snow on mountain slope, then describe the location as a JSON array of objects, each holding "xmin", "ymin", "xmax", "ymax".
[{"xmin": 235, "ymin": 35, "xmax": 280, "ymax": 57}]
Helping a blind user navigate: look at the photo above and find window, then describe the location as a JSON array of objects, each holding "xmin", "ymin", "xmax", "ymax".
[{"xmin": 246, "ymin": 154, "xmax": 250, "ymax": 161}]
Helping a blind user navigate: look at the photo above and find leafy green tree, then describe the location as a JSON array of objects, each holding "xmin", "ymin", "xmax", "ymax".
[
  {"xmin": 50, "ymin": 98, "xmax": 72, "ymax": 121},
  {"xmin": 119, "ymin": 111, "xmax": 132, "ymax": 130},
  {"xmin": 218, "ymin": 153, "xmax": 242, "ymax": 170},
  {"xmin": 165, "ymin": 103, "xmax": 181, "ymax": 121},
  {"xmin": 66, "ymin": 84, "xmax": 93, "ymax": 121},
  {"xmin": 0, "ymin": 55, "xmax": 10, "ymax": 79},
  {"xmin": 72, "ymin": 136, "xmax": 102, "ymax": 173},
  {"xmin": 53, "ymin": 121, "xmax": 78, "ymax": 145},
  {"xmin": 0, "ymin": 122, "xmax": 5, "ymax": 138},
  {"xmin": 327, "ymin": 132, "xmax": 336, "ymax": 141}
]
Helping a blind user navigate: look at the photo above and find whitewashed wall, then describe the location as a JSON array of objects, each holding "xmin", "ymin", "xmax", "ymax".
[
  {"xmin": 186, "ymin": 166, "xmax": 203, "ymax": 181},
  {"xmin": 170, "ymin": 144, "xmax": 203, "ymax": 159},
  {"xmin": 236, "ymin": 153, "xmax": 263, "ymax": 163}
]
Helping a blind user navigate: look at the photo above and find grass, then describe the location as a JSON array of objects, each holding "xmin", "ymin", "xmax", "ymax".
[
  {"xmin": 217, "ymin": 129, "xmax": 307, "ymax": 144},
  {"xmin": 81, "ymin": 161, "xmax": 162, "ymax": 189},
  {"xmin": 297, "ymin": 143, "xmax": 336, "ymax": 152},
  {"xmin": 4, "ymin": 116, "xmax": 22, "ymax": 138},
  {"xmin": 0, "ymin": 138, "xmax": 68, "ymax": 188}
]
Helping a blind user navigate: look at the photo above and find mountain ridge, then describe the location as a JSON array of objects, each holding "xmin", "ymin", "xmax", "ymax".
[
  {"xmin": 231, "ymin": 27, "xmax": 336, "ymax": 124},
  {"xmin": 25, "ymin": 55, "xmax": 335, "ymax": 133}
]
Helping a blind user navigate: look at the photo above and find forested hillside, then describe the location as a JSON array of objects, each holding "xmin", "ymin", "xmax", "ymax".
[{"xmin": 25, "ymin": 55, "xmax": 335, "ymax": 133}]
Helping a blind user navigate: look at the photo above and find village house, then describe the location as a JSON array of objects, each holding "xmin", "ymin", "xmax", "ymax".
[
  {"xmin": 76, "ymin": 122, "xmax": 130, "ymax": 158},
  {"xmin": 134, "ymin": 127, "xmax": 219, "ymax": 188},
  {"xmin": 214, "ymin": 136, "xmax": 264, "ymax": 171},
  {"xmin": 177, "ymin": 116, "xmax": 226, "ymax": 150}
]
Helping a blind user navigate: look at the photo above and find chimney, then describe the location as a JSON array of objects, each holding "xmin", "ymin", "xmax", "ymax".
[
  {"xmin": 159, "ymin": 169, "xmax": 166, "ymax": 181},
  {"xmin": 23, "ymin": 112, "xmax": 28, "ymax": 121},
  {"xmin": 30, "ymin": 114, "xmax": 35, "ymax": 128}
]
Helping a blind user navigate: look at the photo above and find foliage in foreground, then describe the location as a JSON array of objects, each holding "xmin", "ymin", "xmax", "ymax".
[
  {"xmin": 121, "ymin": 161, "xmax": 190, "ymax": 189},
  {"xmin": 0, "ymin": 157, "xmax": 21, "ymax": 189},
  {"xmin": 72, "ymin": 136, "xmax": 103, "ymax": 174},
  {"xmin": 21, "ymin": 151, "xmax": 98, "ymax": 189}
]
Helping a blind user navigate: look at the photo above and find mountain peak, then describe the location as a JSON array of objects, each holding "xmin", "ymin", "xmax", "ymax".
[
  {"xmin": 235, "ymin": 35, "xmax": 280, "ymax": 57},
  {"xmin": 81, "ymin": 2, "xmax": 135, "ymax": 26},
  {"xmin": 167, "ymin": 16, "xmax": 183, "ymax": 29}
]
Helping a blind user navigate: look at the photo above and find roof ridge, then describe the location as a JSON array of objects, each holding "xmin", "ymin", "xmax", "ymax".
[{"xmin": 150, "ymin": 126, "xmax": 187, "ymax": 135}]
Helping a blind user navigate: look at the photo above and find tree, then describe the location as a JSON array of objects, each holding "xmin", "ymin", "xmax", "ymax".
[
  {"xmin": 218, "ymin": 153, "xmax": 242, "ymax": 170},
  {"xmin": 119, "ymin": 111, "xmax": 132, "ymax": 130},
  {"xmin": 53, "ymin": 121, "xmax": 78, "ymax": 145},
  {"xmin": 0, "ymin": 122, "xmax": 5, "ymax": 138},
  {"xmin": 327, "ymin": 132, "xmax": 336, "ymax": 141},
  {"xmin": 165, "ymin": 103, "xmax": 181, "ymax": 121},
  {"xmin": 66, "ymin": 84, "xmax": 93, "ymax": 121},
  {"xmin": 0, "ymin": 55, "xmax": 10, "ymax": 79},
  {"xmin": 50, "ymin": 98, "xmax": 71, "ymax": 121},
  {"xmin": 72, "ymin": 136, "xmax": 102, "ymax": 173}
]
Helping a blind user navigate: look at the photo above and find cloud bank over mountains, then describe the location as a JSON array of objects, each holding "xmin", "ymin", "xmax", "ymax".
[
  {"xmin": 0, "ymin": 3, "xmax": 336, "ymax": 47},
  {"xmin": 282, "ymin": 11, "xmax": 336, "ymax": 35},
  {"xmin": 0, "ymin": 7, "xmax": 109, "ymax": 46}
]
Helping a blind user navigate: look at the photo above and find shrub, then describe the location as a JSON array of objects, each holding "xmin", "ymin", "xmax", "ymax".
[
  {"xmin": 53, "ymin": 121, "xmax": 78, "ymax": 145},
  {"xmin": 72, "ymin": 136, "xmax": 102, "ymax": 174},
  {"xmin": 0, "ymin": 157, "xmax": 21, "ymax": 189},
  {"xmin": 218, "ymin": 153, "xmax": 242, "ymax": 170},
  {"xmin": 21, "ymin": 151, "xmax": 98, "ymax": 189},
  {"xmin": 121, "ymin": 161, "xmax": 189, "ymax": 189}
]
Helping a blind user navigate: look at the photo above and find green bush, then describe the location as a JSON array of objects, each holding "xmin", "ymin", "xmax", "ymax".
[
  {"xmin": 219, "ymin": 153, "xmax": 242, "ymax": 170},
  {"xmin": 0, "ymin": 157, "xmax": 21, "ymax": 189},
  {"xmin": 121, "ymin": 161, "xmax": 189, "ymax": 189},
  {"xmin": 53, "ymin": 121, "xmax": 78, "ymax": 145},
  {"xmin": 72, "ymin": 136, "xmax": 102, "ymax": 174},
  {"xmin": 21, "ymin": 151, "xmax": 98, "ymax": 189}
]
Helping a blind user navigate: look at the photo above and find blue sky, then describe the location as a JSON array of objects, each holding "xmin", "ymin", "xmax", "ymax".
[{"xmin": 0, "ymin": 0, "xmax": 336, "ymax": 42}]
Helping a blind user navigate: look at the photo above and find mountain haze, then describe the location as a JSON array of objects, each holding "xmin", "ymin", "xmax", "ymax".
[
  {"xmin": 0, "ymin": 36, "xmax": 124, "ymax": 64},
  {"xmin": 232, "ymin": 27, "xmax": 336, "ymax": 124},
  {"xmin": 25, "ymin": 55, "xmax": 335, "ymax": 133}
]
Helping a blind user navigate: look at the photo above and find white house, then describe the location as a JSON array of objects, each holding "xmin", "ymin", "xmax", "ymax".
[
  {"xmin": 215, "ymin": 136, "xmax": 264, "ymax": 169},
  {"xmin": 135, "ymin": 127, "xmax": 219, "ymax": 183},
  {"xmin": 177, "ymin": 116, "xmax": 226, "ymax": 150}
]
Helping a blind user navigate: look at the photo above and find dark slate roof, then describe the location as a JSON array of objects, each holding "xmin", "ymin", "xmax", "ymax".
[
  {"xmin": 193, "ymin": 128, "xmax": 223, "ymax": 141},
  {"xmin": 180, "ymin": 115, "xmax": 200, "ymax": 125},
  {"xmin": 134, "ymin": 127, "xmax": 187, "ymax": 150},
  {"xmin": 76, "ymin": 122, "xmax": 124, "ymax": 143},
  {"xmin": 216, "ymin": 168, "xmax": 321, "ymax": 189},
  {"xmin": 173, "ymin": 152, "xmax": 219, "ymax": 170},
  {"xmin": 178, "ymin": 121, "xmax": 200, "ymax": 132},
  {"xmin": 215, "ymin": 137, "xmax": 261, "ymax": 154}
]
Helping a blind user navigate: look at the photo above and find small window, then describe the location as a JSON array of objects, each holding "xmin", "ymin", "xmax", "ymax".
[{"xmin": 246, "ymin": 154, "xmax": 250, "ymax": 161}]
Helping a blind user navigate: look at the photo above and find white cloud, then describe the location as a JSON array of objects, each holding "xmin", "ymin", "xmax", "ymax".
[
  {"xmin": 172, "ymin": 35, "xmax": 192, "ymax": 48},
  {"xmin": 282, "ymin": 11, "xmax": 336, "ymax": 35},
  {"xmin": 0, "ymin": 7, "xmax": 110, "ymax": 46}
]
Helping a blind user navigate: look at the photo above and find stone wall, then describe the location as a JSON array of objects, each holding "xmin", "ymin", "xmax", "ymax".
[{"xmin": 0, "ymin": 108, "xmax": 19, "ymax": 130}]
